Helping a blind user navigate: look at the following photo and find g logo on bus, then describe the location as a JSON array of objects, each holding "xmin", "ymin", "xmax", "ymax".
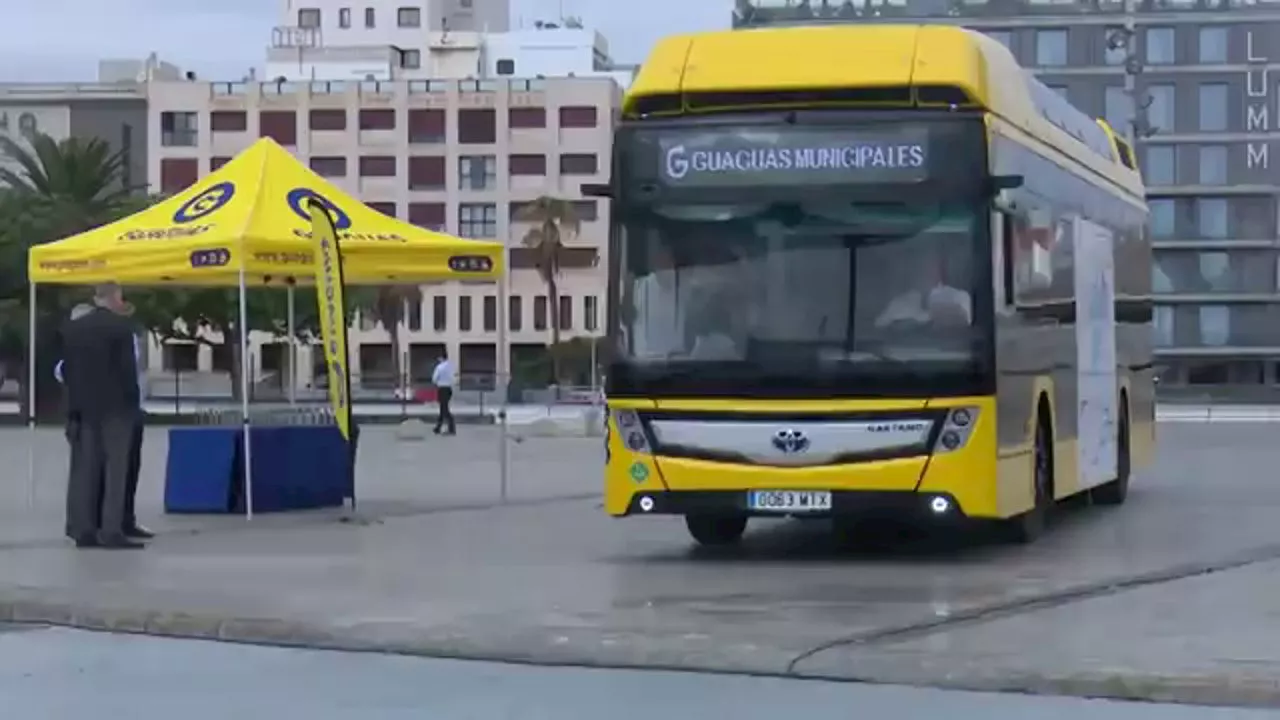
[
  {"xmin": 664, "ymin": 144, "xmax": 689, "ymax": 180},
  {"xmin": 772, "ymin": 428, "xmax": 809, "ymax": 454}
]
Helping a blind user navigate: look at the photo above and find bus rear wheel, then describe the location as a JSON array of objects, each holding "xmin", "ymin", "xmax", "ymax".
[
  {"xmin": 1003, "ymin": 413, "xmax": 1053, "ymax": 544},
  {"xmin": 685, "ymin": 514, "xmax": 748, "ymax": 547}
]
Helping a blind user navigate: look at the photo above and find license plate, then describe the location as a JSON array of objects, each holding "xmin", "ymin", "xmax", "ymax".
[{"xmin": 747, "ymin": 490, "xmax": 832, "ymax": 513}]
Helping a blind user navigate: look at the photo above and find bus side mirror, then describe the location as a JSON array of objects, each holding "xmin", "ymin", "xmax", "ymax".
[
  {"xmin": 990, "ymin": 174, "xmax": 1024, "ymax": 192},
  {"xmin": 582, "ymin": 183, "xmax": 612, "ymax": 198}
]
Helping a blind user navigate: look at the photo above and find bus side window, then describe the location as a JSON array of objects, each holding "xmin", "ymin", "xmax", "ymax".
[{"xmin": 995, "ymin": 211, "xmax": 1015, "ymax": 308}]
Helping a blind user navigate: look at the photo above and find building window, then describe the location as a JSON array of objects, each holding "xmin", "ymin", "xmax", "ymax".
[
  {"xmin": 458, "ymin": 109, "xmax": 497, "ymax": 144},
  {"xmin": 310, "ymin": 156, "xmax": 348, "ymax": 177},
  {"xmin": 1196, "ymin": 198, "xmax": 1228, "ymax": 239},
  {"xmin": 367, "ymin": 202, "xmax": 397, "ymax": 218},
  {"xmin": 397, "ymin": 6, "xmax": 421, "ymax": 27},
  {"xmin": 533, "ymin": 296, "xmax": 548, "ymax": 331},
  {"xmin": 1198, "ymin": 145, "xmax": 1228, "ymax": 185},
  {"xmin": 558, "ymin": 106, "xmax": 598, "ymax": 129},
  {"xmin": 408, "ymin": 202, "xmax": 446, "ymax": 230},
  {"xmin": 359, "ymin": 155, "xmax": 396, "ymax": 177},
  {"xmin": 159, "ymin": 158, "xmax": 198, "ymax": 194},
  {"xmin": 483, "ymin": 296, "xmax": 497, "ymax": 332},
  {"xmin": 359, "ymin": 109, "xmax": 396, "ymax": 130},
  {"xmin": 1198, "ymin": 83, "xmax": 1228, "ymax": 132},
  {"xmin": 160, "ymin": 111, "xmax": 197, "ymax": 147},
  {"xmin": 1104, "ymin": 86, "xmax": 1133, "ymax": 135},
  {"xmin": 509, "ymin": 295, "xmax": 523, "ymax": 331},
  {"xmin": 1198, "ymin": 27, "xmax": 1228, "ymax": 64},
  {"xmin": 1104, "ymin": 28, "xmax": 1128, "ymax": 65},
  {"xmin": 509, "ymin": 154, "xmax": 547, "ymax": 176},
  {"xmin": 309, "ymin": 109, "xmax": 347, "ymax": 131},
  {"xmin": 509, "ymin": 107, "xmax": 546, "ymax": 129},
  {"xmin": 210, "ymin": 156, "xmax": 232, "ymax": 172},
  {"xmin": 557, "ymin": 296, "xmax": 573, "ymax": 331},
  {"xmin": 1146, "ymin": 84, "xmax": 1175, "ymax": 134},
  {"xmin": 401, "ymin": 50, "xmax": 421, "ymax": 69},
  {"xmin": 338, "ymin": 7, "xmax": 351, "ymax": 28},
  {"xmin": 1149, "ymin": 199, "xmax": 1175, "ymax": 238},
  {"xmin": 259, "ymin": 110, "xmax": 298, "ymax": 145},
  {"xmin": 458, "ymin": 203, "xmax": 497, "ymax": 238},
  {"xmin": 1034, "ymin": 29, "xmax": 1068, "ymax": 67},
  {"xmin": 433, "ymin": 296, "xmax": 447, "ymax": 331},
  {"xmin": 1145, "ymin": 27, "xmax": 1175, "ymax": 65},
  {"xmin": 985, "ymin": 30, "xmax": 1011, "ymax": 51},
  {"xmin": 559, "ymin": 153, "xmax": 598, "ymax": 175},
  {"xmin": 458, "ymin": 296, "xmax": 472, "ymax": 332},
  {"xmin": 1142, "ymin": 146, "xmax": 1175, "ymax": 186},
  {"xmin": 210, "ymin": 111, "xmax": 246, "ymax": 132},
  {"xmin": 408, "ymin": 156, "xmax": 446, "ymax": 190},
  {"xmin": 570, "ymin": 200, "xmax": 598, "ymax": 222},
  {"xmin": 298, "ymin": 7, "xmax": 321, "ymax": 28},
  {"xmin": 496, "ymin": 59, "xmax": 516, "ymax": 75},
  {"xmin": 364, "ymin": 7, "xmax": 375, "ymax": 27},
  {"xmin": 405, "ymin": 296, "xmax": 422, "ymax": 331},
  {"xmin": 583, "ymin": 296, "xmax": 598, "ymax": 332},
  {"xmin": 458, "ymin": 155, "xmax": 496, "ymax": 190},
  {"xmin": 408, "ymin": 109, "xmax": 446, "ymax": 143}
]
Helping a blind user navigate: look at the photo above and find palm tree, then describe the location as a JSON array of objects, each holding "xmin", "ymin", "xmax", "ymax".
[
  {"xmin": 514, "ymin": 196, "xmax": 581, "ymax": 383},
  {"xmin": 0, "ymin": 132, "xmax": 140, "ymax": 417},
  {"xmin": 358, "ymin": 285, "xmax": 424, "ymax": 391}
]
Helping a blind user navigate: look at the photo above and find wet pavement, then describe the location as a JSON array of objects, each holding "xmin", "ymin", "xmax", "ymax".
[
  {"xmin": 3, "ymin": 627, "xmax": 1277, "ymax": 719},
  {"xmin": 0, "ymin": 422, "xmax": 1278, "ymax": 704}
]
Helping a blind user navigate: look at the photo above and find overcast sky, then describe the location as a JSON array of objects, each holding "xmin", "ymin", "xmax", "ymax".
[{"xmin": 0, "ymin": 0, "xmax": 732, "ymax": 82}]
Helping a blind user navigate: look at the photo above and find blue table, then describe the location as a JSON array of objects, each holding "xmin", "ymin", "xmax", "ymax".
[{"xmin": 165, "ymin": 425, "xmax": 355, "ymax": 514}]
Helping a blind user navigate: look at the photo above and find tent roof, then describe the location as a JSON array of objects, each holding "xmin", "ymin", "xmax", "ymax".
[{"xmin": 28, "ymin": 137, "xmax": 503, "ymax": 286}]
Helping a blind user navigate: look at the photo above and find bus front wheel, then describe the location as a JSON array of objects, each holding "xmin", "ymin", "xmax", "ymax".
[
  {"xmin": 685, "ymin": 514, "xmax": 748, "ymax": 546},
  {"xmin": 1003, "ymin": 411, "xmax": 1053, "ymax": 544}
]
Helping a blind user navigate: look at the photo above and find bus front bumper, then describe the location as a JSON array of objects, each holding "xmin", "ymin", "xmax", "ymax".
[{"xmin": 621, "ymin": 489, "xmax": 967, "ymax": 521}]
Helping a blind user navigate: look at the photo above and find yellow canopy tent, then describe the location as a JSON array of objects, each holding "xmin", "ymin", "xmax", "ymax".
[
  {"xmin": 28, "ymin": 136, "xmax": 504, "ymax": 286},
  {"xmin": 23, "ymin": 138, "xmax": 511, "ymax": 516}
]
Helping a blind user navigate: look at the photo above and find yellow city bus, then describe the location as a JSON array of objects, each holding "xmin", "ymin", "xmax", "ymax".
[{"xmin": 595, "ymin": 24, "xmax": 1154, "ymax": 546}]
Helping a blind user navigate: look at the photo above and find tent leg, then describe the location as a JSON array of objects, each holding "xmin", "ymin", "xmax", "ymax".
[
  {"xmin": 238, "ymin": 269, "xmax": 254, "ymax": 520},
  {"xmin": 26, "ymin": 283, "xmax": 36, "ymax": 510},
  {"xmin": 497, "ymin": 269, "xmax": 509, "ymax": 504},
  {"xmin": 286, "ymin": 283, "xmax": 296, "ymax": 406}
]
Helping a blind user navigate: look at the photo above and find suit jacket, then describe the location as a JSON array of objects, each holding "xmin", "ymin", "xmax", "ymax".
[{"xmin": 61, "ymin": 306, "xmax": 140, "ymax": 419}]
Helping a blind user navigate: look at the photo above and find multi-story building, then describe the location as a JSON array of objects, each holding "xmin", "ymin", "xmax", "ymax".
[
  {"xmin": 146, "ymin": 74, "xmax": 618, "ymax": 391},
  {"xmin": 736, "ymin": 0, "xmax": 1280, "ymax": 399}
]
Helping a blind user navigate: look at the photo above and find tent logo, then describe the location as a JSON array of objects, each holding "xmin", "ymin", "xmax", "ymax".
[
  {"xmin": 287, "ymin": 188, "xmax": 352, "ymax": 230},
  {"xmin": 173, "ymin": 181, "xmax": 236, "ymax": 224}
]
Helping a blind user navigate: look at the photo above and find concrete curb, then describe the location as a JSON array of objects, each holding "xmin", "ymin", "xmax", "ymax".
[{"xmin": 0, "ymin": 590, "xmax": 1276, "ymax": 708}]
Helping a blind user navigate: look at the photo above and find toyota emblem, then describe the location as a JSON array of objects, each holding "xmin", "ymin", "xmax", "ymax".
[{"xmin": 772, "ymin": 428, "xmax": 809, "ymax": 454}]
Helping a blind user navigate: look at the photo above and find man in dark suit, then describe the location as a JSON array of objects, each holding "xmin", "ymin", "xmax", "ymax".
[{"xmin": 61, "ymin": 283, "xmax": 145, "ymax": 550}]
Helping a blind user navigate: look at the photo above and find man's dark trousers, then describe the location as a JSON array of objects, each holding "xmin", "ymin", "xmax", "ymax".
[
  {"xmin": 64, "ymin": 415, "xmax": 101, "ymax": 541},
  {"xmin": 434, "ymin": 387, "xmax": 456, "ymax": 434},
  {"xmin": 70, "ymin": 412, "xmax": 135, "ymax": 541}
]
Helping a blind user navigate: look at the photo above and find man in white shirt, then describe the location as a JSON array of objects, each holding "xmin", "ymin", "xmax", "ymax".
[
  {"xmin": 430, "ymin": 353, "xmax": 456, "ymax": 435},
  {"xmin": 874, "ymin": 252, "xmax": 972, "ymax": 329}
]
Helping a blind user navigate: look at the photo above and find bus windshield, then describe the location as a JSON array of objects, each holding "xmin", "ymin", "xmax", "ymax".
[{"xmin": 610, "ymin": 199, "xmax": 992, "ymax": 398}]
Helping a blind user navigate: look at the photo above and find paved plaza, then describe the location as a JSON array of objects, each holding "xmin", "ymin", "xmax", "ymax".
[{"xmin": 0, "ymin": 422, "xmax": 1278, "ymax": 706}]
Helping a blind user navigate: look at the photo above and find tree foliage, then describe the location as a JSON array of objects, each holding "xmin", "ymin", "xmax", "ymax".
[{"xmin": 515, "ymin": 196, "xmax": 581, "ymax": 381}]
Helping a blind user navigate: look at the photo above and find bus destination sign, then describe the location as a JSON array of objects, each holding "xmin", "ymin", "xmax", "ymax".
[{"xmin": 657, "ymin": 127, "xmax": 930, "ymax": 187}]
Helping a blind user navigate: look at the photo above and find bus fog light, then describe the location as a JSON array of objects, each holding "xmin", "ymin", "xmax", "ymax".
[
  {"xmin": 929, "ymin": 496, "xmax": 951, "ymax": 514},
  {"xmin": 638, "ymin": 496, "xmax": 655, "ymax": 512},
  {"xmin": 626, "ymin": 432, "xmax": 647, "ymax": 451},
  {"xmin": 940, "ymin": 430, "xmax": 961, "ymax": 450}
]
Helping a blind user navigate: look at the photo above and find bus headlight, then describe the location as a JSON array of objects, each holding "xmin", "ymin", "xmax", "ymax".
[
  {"xmin": 611, "ymin": 409, "xmax": 652, "ymax": 454},
  {"xmin": 933, "ymin": 407, "xmax": 979, "ymax": 454}
]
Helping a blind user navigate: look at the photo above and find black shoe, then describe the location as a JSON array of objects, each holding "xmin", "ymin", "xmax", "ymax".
[
  {"xmin": 125, "ymin": 525, "xmax": 155, "ymax": 540},
  {"xmin": 72, "ymin": 535, "xmax": 101, "ymax": 549},
  {"xmin": 97, "ymin": 534, "xmax": 145, "ymax": 550}
]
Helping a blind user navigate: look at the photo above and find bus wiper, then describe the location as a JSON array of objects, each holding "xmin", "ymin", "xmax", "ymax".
[{"xmin": 835, "ymin": 342, "xmax": 928, "ymax": 380}]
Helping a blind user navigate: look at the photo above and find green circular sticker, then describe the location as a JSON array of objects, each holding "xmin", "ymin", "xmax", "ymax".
[{"xmin": 629, "ymin": 462, "xmax": 649, "ymax": 483}]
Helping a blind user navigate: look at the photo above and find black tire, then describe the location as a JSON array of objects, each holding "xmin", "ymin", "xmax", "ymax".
[
  {"xmin": 1003, "ymin": 411, "xmax": 1053, "ymax": 544},
  {"xmin": 1091, "ymin": 404, "xmax": 1131, "ymax": 506},
  {"xmin": 685, "ymin": 514, "xmax": 748, "ymax": 547}
]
